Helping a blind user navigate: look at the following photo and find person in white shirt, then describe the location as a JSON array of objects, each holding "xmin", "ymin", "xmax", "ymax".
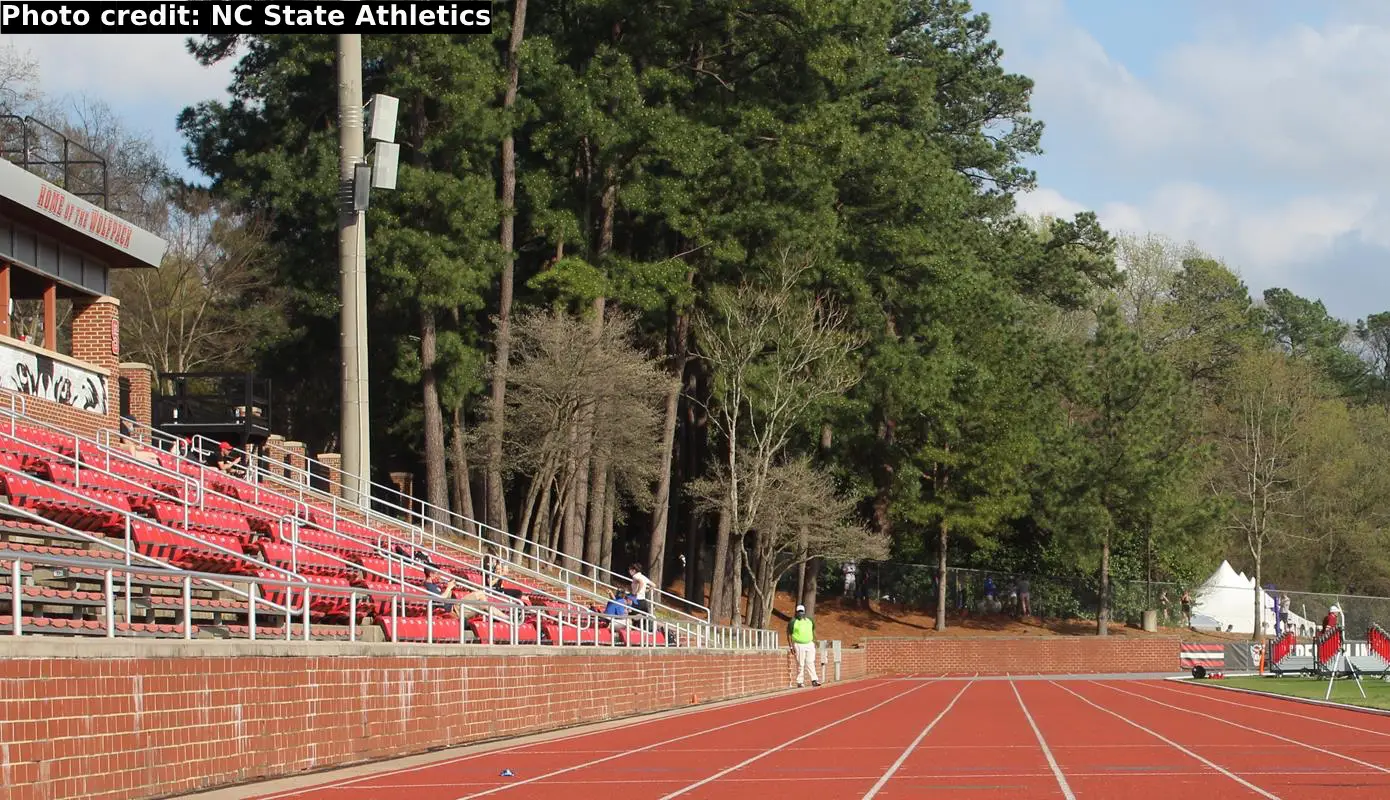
[{"xmin": 628, "ymin": 563, "xmax": 654, "ymax": 631}]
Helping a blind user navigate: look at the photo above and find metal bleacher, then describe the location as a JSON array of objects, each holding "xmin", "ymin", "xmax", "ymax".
[{"xmin": 0, "ymin": 402, "xmax": 776, "ymax": 651}]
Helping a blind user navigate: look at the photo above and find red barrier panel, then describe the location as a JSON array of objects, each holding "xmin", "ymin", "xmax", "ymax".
[
  {"xmin": 1316, "ymin": 626, "xmax": 1343, "ymax": 667},
  {"xmin": 1368, "ymin": 624, "xmax": 1390, "ymax": 663},
  {"xmin": 1269, "ymin": 631, "xmax": 1297, "ymax": 666}
]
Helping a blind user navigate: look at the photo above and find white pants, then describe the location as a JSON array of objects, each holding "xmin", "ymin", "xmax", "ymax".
[{"xmin": 794, "ymin": 642, "xmax": 819, "ymax": 685}]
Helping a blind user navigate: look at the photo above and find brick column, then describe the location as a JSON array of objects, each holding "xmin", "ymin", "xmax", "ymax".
[
  {"xmin": 319, "ymin": 453, "xmax": 343, "ymax": 498},
  {"xmin": 118, "ymin": 362, "xmax": 156, "ymax": 431},
  {"xmin": 71, "ymin": 295, "xmax": 120, "ymax": 434},
  {"xmin": 264, "ymin": 434, "xmax": 287, "ymax": 478},
  {"xmin": 283, "ymin": 441, "xmax": 307, "ymax": 485},
  {"xmin": 389, "ymin": 471, "xmax": 415, "ymax": 520},
  {"xmin": 389, "ymin": 471, "xmax": 414, "ymax": 500}
]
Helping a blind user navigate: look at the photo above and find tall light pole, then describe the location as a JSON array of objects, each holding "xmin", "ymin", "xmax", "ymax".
[
  {"xmin": 337, "ymin": 34, "xmax": 370, "ymax": 507},
  {"xmin": 337, "ymin": 36, "xmax": 399, "ymax": 509}
]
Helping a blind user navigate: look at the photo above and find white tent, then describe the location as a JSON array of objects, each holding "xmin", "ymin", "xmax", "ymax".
[{"xmin": 1190, "ymin": 560, "xmax": 1317, "ymax": 635}]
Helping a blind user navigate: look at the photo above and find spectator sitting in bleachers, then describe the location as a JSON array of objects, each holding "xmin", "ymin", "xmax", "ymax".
[
  {"xmin": 457, "ymin": 586, "xmax": 507, "ymax": 623},
  {"xmin": 422, "ymin": 569, "xmax": 462, "ymax": 619},
  {"xmin": 215, "ymin": 442, "xmax": 247, "ymax": 477},
  {"xmin": 603, "ymin": 588, "xmax": 631, "ymax": 618},
  {"xmin": 489, "ymin": 562, "xmax": 524, "ymax": 600},
  {"xmin": 603, "ymin": 588, "xmax": 632, "ymax": 631},
  {"xmin": 120, "ymin": 439, "xmax": 163, "ymax": 466}
]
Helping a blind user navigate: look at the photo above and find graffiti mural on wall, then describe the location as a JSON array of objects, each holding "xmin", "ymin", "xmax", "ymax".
[{"xmin": 0, "ymin": 341, "xmax": 107, "ymax": 415}]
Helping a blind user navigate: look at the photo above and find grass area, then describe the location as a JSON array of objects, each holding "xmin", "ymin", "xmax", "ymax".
[{"xmin": 1215, "ymin": 675, "xmax": 1390, "ymax": 711}]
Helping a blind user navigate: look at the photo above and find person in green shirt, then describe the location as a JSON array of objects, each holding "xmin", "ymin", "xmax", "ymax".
[{"xmin": 787, "ymin": 604, "xmax": 821, "ymax": 687}]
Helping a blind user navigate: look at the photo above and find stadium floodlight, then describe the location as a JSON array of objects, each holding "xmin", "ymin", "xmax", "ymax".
[
  {"xmin": 370, "ymin": 143, "xmax": 399, "ymax": 191},
  {"xmin": 365, "ymin": 94, "xmax": 399, "ymax": 143},
  {"xmin": 353, "ymin": 163, "xmax": 373, "ymax": 212}
]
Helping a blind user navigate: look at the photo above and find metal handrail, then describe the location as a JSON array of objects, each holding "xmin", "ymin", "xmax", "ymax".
[
  {"xmin": 129, "ymin": 431, "xmax": 592, "ymax": 615},
  {"xmin": 86, "ymin": 421, "xmax": 617, "ymax": 617},
  {"xmin": 2, "ymin": 551, "xmax": 780, "ymax": 650},
  {"xmin": 210, "ymin": 431, "xmax": 707, "ymax": 622},
  {"xmin": 0, "ymin": 461, "xmax": 305, "ymax": 597},
  {"xmin": 0, "ymin": 493, "xmax": 300, "ymax": 620},
  {"xmin": 1, "ymin": 408, "xmax": 204, "ymax": 509},
  {"xmin": 323, "ymin": 448, "xmax": 703, "ymax": 616},
  {"xmin": 156, "ymin": 427, "xmax": 668, "ymax": 622},
  {"xmin": 99, "ymin": 415, "xmax": 704, "ymax": 623},
  {"xmin": 273, "ymin": 513, "xmax": 523, "ymax": 609},
  {"xmin": 0, "ymin": 418, "xmax": 554, "ymax": 615},
  {"xmin": 0, "ymin": 408, "xmax": 778, "ymax": 649}
]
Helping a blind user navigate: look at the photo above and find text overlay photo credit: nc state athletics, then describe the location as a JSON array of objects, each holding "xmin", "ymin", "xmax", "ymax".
[{"xmin": 0, "ymin": 1, "xmax": 493, "ymax": 34}]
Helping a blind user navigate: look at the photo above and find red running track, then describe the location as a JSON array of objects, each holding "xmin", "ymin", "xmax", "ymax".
[{"xmin": 247, "ymin": 676, "xmax": 1390, "ymax": 800}]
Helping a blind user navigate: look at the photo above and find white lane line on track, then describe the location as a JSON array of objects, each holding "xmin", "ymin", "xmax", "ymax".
[
  {"xmin": 1050, "ymin": 681, "xmax": 1281, "ymax": 800},
  {"xmin": 451, "ymin": 681, "xmax": 904, "ymax": 800},
  {"xmin": 1012, "ymin": 680, "xmax": 1076, "ymax": 800},
  {"xmin": 502, "ymin": 741, "xmax": 1332, "ymax": 756},
  {"xmin": 323, "ymin": 769, "xmax": 1390, "ymax": 790},
  {"xmin": 1095, "ymin": 682, "xmax": 1390, "ymax": 775},
  {"xmin": 257, "ymin": 679, "xmax": 886, "ymax": 800},
  {"xmin": 655, "ymin": 682, "xmax": 933, "ymax": 800},
  {"xmin": 860, "ymin": 681, "xmax": 974, "ymax": 799},
  {"xmin": 1155, "ymin": 681, "xmax": 1390, "ymax": 738}
]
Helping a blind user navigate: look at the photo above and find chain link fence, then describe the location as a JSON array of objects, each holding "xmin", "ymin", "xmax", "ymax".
[{"xmin": 824, "ymin": 561, "xmax": 1390, "ymax": 635}]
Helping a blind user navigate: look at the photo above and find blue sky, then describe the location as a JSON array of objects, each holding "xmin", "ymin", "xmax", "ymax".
[{"xmin": 10, "ymin": 3, "xmax": 1390, "ymax": 321}]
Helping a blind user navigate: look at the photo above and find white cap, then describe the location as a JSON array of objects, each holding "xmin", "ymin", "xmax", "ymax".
[
  {"xmin": 795, "ymin": 604, "xmax": 805, "ymax": 613},
  {"xmin": 1330, "ymin": 604, "xmax": 1341, "ymax": 614}
]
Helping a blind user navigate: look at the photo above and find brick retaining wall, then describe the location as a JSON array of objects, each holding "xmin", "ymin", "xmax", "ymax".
[
  {"xmin": 0, "ymin": 640, "xmax": 788, "ymax": 800},
  {"xmin": 864, "ymin": 636, "xmax": 1181, "ymax": 675},
  {"xmin": 841, "ymin": 645, "xmax": 867, "ymax": 680}
]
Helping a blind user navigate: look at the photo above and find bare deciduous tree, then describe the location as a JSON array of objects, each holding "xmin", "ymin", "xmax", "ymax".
[
  {"xmin": 694, "ymin": 252, "xmax": 864, "ymax": 624},
  {"xmin": 112, "ymin": 191, "xmax": 284, "ymax": 374},
  {"xmin": 0, "ymin": 43, "xmax": 39, "ymax": 114},
  {"xmin": 1212, "ymin": 350, "xmax": 1329, "ymax": 639},
  {"xmin": 693, "ymin": 456, "xmax": 887, "ymax": 628},
  {"xmin": 493, "ymin": 309, "xmax": 671, "ymax": 576}
]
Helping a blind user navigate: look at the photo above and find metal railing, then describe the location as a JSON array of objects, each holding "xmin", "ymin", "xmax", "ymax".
[
  {"xmin": 0, "ymin": 412, "xmax": 579, "ymax": 614},
  {"xmin": 1, "ymin": 550, "xmax": 780, "ymax": 650},
  {"xmin": 0, "ymin": 405, "xmax": 775, "ymax": 649},
  {"xmin": 214, "ymin": 430, "xmax": 704, "ymax": 621},
  {"xmin": 0, "ymin": 491, "xmax": 301, "ymax": 624},
  {"xmin": 109, "ymin": 418, "xmax": 704, "ymax": 624},
  {"xmin": 0, "ymin": 114, "xmax": 109, "ymax": 207}
]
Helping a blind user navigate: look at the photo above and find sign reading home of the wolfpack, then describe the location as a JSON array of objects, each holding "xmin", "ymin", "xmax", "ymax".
[
  {"xmin": 0, "ymin": 158, "xmax": 167, "ymax": 269},
  {"xmin": 0, "ymin": 340, "xmax": 108, "ymax": 415}
]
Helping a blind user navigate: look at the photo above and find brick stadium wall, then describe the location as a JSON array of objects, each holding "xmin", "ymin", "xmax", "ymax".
[
  {"xmin": 0, "ymin": 640, "xmax": 789, "ymax": 800},
  {"xmin": 864, "ymin": 636, "xmax": 1181, "ymax": 675},
  {"xmin": 841, "ymin": 645, "xmax": 867, "ymax": 680}
]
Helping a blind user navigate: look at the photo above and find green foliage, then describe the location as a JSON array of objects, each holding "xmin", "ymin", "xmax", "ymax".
[{"xmin": 168, "ymin": 4, "xmax": 1390, "ymax": 624}]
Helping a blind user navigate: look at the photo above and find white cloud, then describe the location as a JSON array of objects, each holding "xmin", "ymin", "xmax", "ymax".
[
  {"xmin": 1157, "ymin": 24, "xmax": 1390, "ymax": 184},
  {"xmin": 988, "ymin": 2, "xmax": 1390, "ymax": 318},
  {"xmin": 1025, "ymin": 183, "xmax": 1379, "ymax": 293},
  {"xmin": 1014, "ymin": 187, "xmax": 1086, "ymax": 220},
  {"xmin": 6, "ymin": 35, "xmax": 232, "ymax": 111}
]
